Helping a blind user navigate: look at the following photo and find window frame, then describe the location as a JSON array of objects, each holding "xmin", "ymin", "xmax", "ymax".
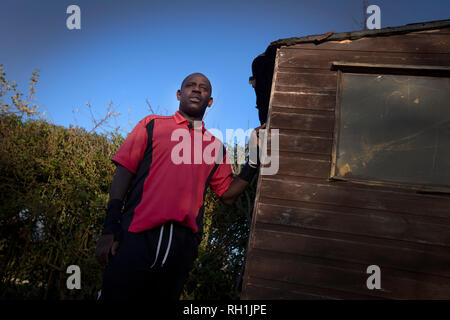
[{"xmin": 330, "ymin": 61, "xmax": 450, "ymax": 193}]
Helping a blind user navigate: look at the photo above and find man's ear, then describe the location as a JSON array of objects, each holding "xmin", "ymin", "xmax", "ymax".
[
  {"xmin": 176, "ymin": 89, "xmax": 181, "ymax": 101},
  {"xmin": 207, "ymin": 97, "xmax": 213, "ymax": 108}
]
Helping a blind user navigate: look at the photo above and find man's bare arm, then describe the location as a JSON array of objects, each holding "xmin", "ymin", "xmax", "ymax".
[
  {"xmin": 96, "ymin": 165, "xmax": 134, "ymax": 267},
  {"xmin": 220, "ymin": 177, "xmax": 249, "ymax": 206},
  {"xmin": 219, "ymin": 123, "xmax": 265, "ymax": 206},
  {"xmin": 110, "ymin": 165, "xmax": 135, "ymax": 201}
]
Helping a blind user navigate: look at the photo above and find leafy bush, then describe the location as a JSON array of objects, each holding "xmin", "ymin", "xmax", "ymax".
[{"xmin": 0, "ymin": 113, "xmax": 123, "ymax": 299}]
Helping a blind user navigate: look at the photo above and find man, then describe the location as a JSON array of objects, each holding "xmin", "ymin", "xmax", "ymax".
[{"xmin": 95, "ymin": 73, "xmax": 263, "ymax": 300}]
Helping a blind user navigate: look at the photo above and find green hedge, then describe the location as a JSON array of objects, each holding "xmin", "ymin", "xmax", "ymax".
[{"xmin": 0, "ymin": 114, "xmax": 123, "ymax": 299}]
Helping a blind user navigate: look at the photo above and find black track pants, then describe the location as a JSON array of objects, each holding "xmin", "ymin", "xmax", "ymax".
[{"xmin": 99, "ymin": 221, "xmax": 198, "ymax": 300}]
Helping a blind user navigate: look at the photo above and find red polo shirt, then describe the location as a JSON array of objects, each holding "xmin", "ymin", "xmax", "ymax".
[{"xmin": 112, "ymin": 111, "xmax": 233, "ymax": 235}]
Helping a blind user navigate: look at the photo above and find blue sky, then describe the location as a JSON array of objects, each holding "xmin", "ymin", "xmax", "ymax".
[{"xmin": 1, "ymin": 0, "xmax": 449, "ymax": 138}]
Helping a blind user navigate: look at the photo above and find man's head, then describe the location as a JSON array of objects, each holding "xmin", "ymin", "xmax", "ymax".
[{"xmin": 177, "ymin": 73, "xmax": 213, "ymax": 120}]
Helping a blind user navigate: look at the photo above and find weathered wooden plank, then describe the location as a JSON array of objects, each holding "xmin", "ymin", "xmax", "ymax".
[
  {"xmin": 242, "ymin": 276, "xmax": 378, "ymax": 300},
  {"xmin": 246, "ymin": 249, "xmax": 450, "ymax": 299},
  {"xmin": 276, "ymin": 133, "xmax": 333, "ymax": 155},
  {"xmin": 258, "ymin": 176, "xmax": 450, "ymax": 220},
  {"xmin": 271, "ymin": 106, "xmax": 334, "ymax": 116},
  {"xmin": 270, "ymin": 111, "xmax": 334, "ymax": 133},
  {"xmin": 275, "ymin": 153, "xmax": 331, "ymax": 178},
  {"xmin": 278, "ymin": 150, "xmax": 330, "ymax": 162},
  {"xmin": 251, "ymin": 226, "xmax": 450, "ymax": 277},
  {"xmin": 284, "ymin": 33, "xmax": 450, "ymax": 53},
  {"xmin": 275, "ymin": 129, "xmax": 332, "ymax": 140},
  {"xmin": 261, "ymin": 195, "xmax": 450, "ymax": 224},
  {"xmin": 274, "ymin": 86, "xmax": 336, "ymax": 96},
  {"xmin": 331, "ymin": 61, "xmax": 450, "ymax": 71},
  {"xmin": 278, "ymin": 48, "xmax": 450, "ymax": 69},
  {"xmin": 414, "ymin": 28, "xmax": 450, "ymax": 35},
  {"xmin": 259, "ymin": 196, "xmax": 450, "ymax": 240},
  {"xmin": 243, "ymin": 278, "xmax": 330, "ymax": 300},
  {"xmin": 275, "ymin": 69, "xmax": 337, "ymax": 89},
  {"xmin": 243, "ymin": 284, "xmax": 322, "ymax": 300},
  {"xmin": 255, "ymin": 202, "xmax": 450, "ymax": 247},
  {"xmin": 271, "ymin": 91, "xmax": 336, "ymax": 111}
]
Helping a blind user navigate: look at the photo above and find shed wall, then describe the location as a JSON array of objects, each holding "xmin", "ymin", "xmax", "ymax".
[{"xmin": 242, "ymin": 27, "xmax": 450, "ymax": 299}]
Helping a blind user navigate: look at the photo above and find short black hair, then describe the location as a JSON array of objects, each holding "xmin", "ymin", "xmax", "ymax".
[{"xmin": 181, "ymin": 73, "xmax": 212, "ymax": 94}]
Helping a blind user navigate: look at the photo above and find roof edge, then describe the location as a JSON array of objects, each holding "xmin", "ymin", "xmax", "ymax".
[{"xmin": 268, "ymin": 19, "xmax": 450, "ymax": 50}]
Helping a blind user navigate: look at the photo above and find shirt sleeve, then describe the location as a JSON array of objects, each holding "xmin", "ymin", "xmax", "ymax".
[
  {"xmin": 111, "ymin": 120, "xmax": 148, "ymax": 174},
  {"xmin": 209, "ymin": 147, "xmax": 234, "ymax": 197}
]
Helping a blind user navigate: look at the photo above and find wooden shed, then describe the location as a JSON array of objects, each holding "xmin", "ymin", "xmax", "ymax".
[{"xmin": 241, "ymin": 19, "xmax": 450, "ymax": 299}]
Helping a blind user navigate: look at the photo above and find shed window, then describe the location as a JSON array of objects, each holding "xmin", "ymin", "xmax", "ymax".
[{"xmin": 332, "ymin": 71, "xmax": 450, "ymax": 190}]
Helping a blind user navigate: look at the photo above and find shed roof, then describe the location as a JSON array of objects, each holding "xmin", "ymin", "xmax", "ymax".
[{"xmin": 268, "ymin": 19, "xmax": 450, "ymax": 49}]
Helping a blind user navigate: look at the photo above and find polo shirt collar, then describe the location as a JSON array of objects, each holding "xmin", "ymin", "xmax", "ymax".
[{"xmin": 174, "ymin": 110, "xmax": 206, "ymax": 132}]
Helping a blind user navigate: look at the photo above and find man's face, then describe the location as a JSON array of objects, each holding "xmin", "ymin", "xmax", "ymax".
[{"xmin": 177, "ymin": 73, "xmax": 213, "ymax": 118}]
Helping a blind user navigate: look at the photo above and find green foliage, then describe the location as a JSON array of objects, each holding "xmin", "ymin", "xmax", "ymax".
[
  {"xmin": 0, "ymin": 66, "xmax": 255, "ymax": 300},
  {"xmin": 183, "ymin": 139, "xmax": 257, "ymax": 300},
  {"xmin": 0, "ymin": 64, "xmax": 43, "ymax": 118},
  {"xmin": 183, "ymin": 175, "xmax": 257, "ymax": 300},
  {"xmin": 0, "ymin": 113, "xmax": 123, "ymax": 299}
]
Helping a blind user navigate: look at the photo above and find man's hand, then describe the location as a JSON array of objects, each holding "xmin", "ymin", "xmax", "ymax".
[
  {"xmin": 250, "ymin": 123, "xmax": 266, "ymax": 148},
  {"xmin": 96, "ymin": 165, "xmax": 133, "ymax": 267},
  {"xmin": 249, "ymin": 123, "xmax": 266, "ymax": 167},
  {"xmin": 220, "ymin": 123, "xmax": 267, "ymax": 206},
  {"xmin": 95, "ymin": 234, "xmax": 119, "ymax": 267}
]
